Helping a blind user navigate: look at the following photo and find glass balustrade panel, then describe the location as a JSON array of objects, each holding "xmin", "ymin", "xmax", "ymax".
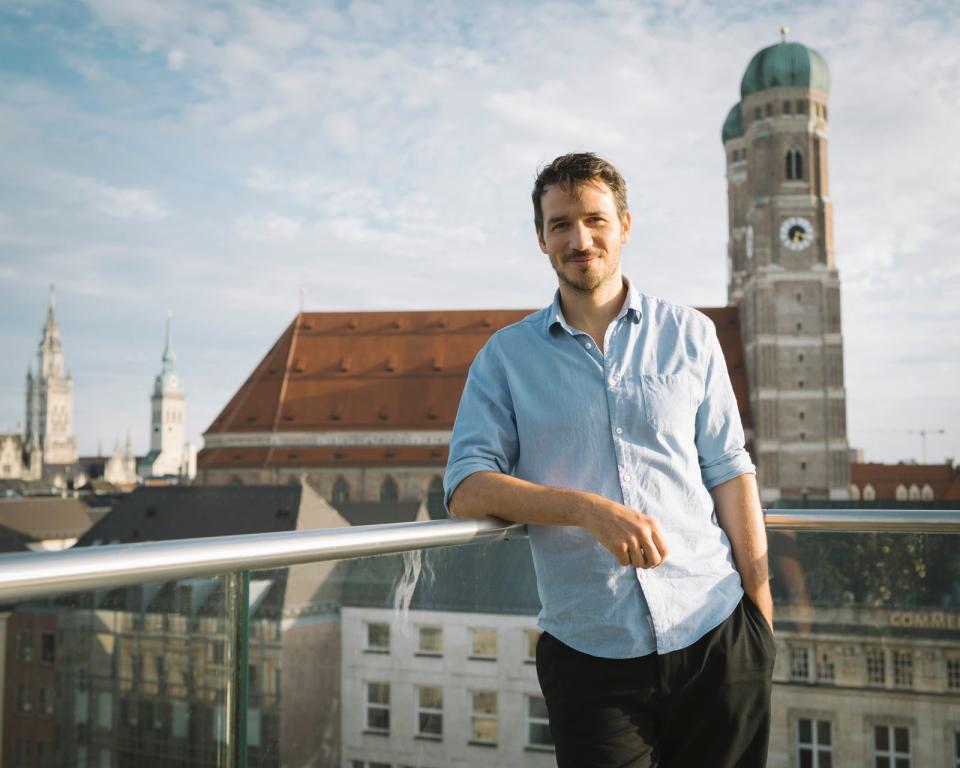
[
  {"xmin": 2, "ymin": 574, "xmax": 236, "ymax": 768},
  {"xmin": 253, "ymin": 529, "xmax": 959, "ymax": 768}
]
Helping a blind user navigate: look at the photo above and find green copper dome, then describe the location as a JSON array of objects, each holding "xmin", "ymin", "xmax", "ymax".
[
  {"xmin": 740, "ymin": 41, "xmax": 830, "ymax": 98},
  {"xmin": 721, "ymin": 103, "xmax": 744, "ymax": 142}
]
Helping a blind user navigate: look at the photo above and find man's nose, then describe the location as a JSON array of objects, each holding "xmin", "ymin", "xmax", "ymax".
[{"xmin": 570, "ymin": 222, "xmax": 592, "ymax": 250}]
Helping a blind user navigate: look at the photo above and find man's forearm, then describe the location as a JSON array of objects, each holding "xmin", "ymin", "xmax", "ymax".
[
  {"xmin": 712, "ymin": 473, "xmax": 773, "ymax": 626},
  {"xmin": 449, "ymin": 471, "xmax": 592, "ymax": 526},
  {"xmin": 449, "ymin": 471, "xmax": 670, "ymax": 569}
]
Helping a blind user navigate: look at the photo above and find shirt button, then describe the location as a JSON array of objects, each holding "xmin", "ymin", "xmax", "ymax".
[
  {"xmin": 623, "ymin": 474, "xmax": 632, "ymax": 482},
  {"xmin": 584, "ymin": 342, "xmax": 593, "ymax": 349},
  {"xmin": 615, "ymin": 427, "xmax": 623, "ymax": 435}
]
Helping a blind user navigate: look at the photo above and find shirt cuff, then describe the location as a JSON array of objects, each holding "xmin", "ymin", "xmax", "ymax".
[
  {"xmin": 443, "ymin": 460, "xmax": 502, "ymax": 515},
  {"xmin": 700, "ymin": 448, "xmax": 756, "ymax": 490}
]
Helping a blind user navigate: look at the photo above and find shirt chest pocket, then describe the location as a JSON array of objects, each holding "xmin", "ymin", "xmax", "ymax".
[{"xmin": 640, "ymin": 373, "xmax": 698, "ymax": 434}]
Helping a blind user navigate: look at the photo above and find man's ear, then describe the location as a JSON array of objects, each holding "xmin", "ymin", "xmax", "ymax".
[
  {"xmin": 536, "ymin": 225, "xmax": 547, "ymax": 254},
  {"xmin": 620, "ymin": 210, "xmax": 632, "ymax": 244}
]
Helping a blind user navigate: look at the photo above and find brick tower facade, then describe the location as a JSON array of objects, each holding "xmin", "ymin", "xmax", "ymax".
[{"xmin": 722, "ymin": 36, "xmax": 849, "ymax": 502}]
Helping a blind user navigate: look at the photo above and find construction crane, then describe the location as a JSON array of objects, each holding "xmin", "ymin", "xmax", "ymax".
[{"xmin": 907, "ymin": 429, "xmax": 946, "ymax": 463}]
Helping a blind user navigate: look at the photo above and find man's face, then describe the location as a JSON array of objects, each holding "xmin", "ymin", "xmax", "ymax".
[{"xmin": 537, "ymin": 180, "xmax": 631, "ymax": 294}]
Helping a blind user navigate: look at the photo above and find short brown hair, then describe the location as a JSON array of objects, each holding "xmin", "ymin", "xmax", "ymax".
[{"xmin": 532, "ymin": 153, "xmax": 629, "ymax": 236}]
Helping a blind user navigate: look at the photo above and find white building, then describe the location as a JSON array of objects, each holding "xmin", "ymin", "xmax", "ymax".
[
  {"xmin": 24, "ymin": 287, "xmax": 78, "ymax": 470},
  {"xmin": 139, "ymin": 314, "xmax": 194, "ymax": 481},
  {"xmin": 340, "ymin": 606, "xmax": 555, "ymax": 768}
]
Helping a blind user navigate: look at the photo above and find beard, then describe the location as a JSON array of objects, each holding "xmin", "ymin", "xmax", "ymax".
[{"xmin": 551, "ymin": 249, "xmax": 617, "ymax": 293}]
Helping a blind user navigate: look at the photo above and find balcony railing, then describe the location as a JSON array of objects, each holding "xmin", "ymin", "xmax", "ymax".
[{"xmin": 0, "ymin": 509, "xmax": 957, "ymax": 768}]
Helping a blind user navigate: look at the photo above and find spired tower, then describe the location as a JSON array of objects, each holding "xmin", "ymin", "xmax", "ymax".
[
  {"xmin": 141, "ymin": 313, "xmax": 186, "ymax": 478},
  {"xmin": 24, "ymin": 286, "xmax": 78, "ymax": 467},
  {"xmin": 721, "ymin": 33, "xmax": 849, "ymax": 502}
]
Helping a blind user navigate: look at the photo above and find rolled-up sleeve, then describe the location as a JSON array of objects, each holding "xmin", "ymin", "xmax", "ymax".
[
  {"xmin": 443, "ymin": 337, "xmax": 519, "ymax": 514},
  {"xmin": 695, "ymin": 322, "xmax": 756, "ymax": 490}
]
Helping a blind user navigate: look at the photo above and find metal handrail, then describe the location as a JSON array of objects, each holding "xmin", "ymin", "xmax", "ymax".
[{"xmin": 0, "ymin": 509, "xmax": 955, "ymax": 603}]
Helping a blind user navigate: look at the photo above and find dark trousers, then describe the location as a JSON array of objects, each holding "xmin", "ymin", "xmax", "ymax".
[{"xmin": 535, "ymin": 597, "xmax": 775, "ymax": 768}]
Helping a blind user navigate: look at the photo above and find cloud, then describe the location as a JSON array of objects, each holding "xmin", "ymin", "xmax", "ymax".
[
  {"xmin": 236, "ymin": 213, "xmax": 303, "ymax": 241},
  {"xmin": 67, "ymin": 177, "xmax": 171, "ymax": 221}
]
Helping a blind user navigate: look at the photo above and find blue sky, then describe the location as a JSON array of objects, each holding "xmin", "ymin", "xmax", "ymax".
[{"xmin": 1, "ymin": 0, "xmax": 958, "ymax": 464}]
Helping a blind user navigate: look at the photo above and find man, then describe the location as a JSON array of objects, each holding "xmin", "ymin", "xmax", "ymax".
[{"xmin": 444, "ymin": 153, "xmax": 774, "ymax": 767}]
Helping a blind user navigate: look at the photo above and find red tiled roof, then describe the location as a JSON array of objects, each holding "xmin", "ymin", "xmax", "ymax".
[
  {"xmin": 200, "ymin": 306, "xmax": 751, "ymax": 470},
  {"xmin": 850, "ymin": 462, "xmax": 956, "ymax": 500}
]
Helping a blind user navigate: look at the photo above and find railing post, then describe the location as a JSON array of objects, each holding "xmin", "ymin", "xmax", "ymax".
[{"xmin": 223, "ymin": 570, "xmax": 250, "ymax": 768}]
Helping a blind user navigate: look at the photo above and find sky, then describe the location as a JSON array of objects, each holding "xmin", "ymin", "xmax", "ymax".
[{"xmin": 0, "ymin": 0, "xmax": 958, "ymax": 465}]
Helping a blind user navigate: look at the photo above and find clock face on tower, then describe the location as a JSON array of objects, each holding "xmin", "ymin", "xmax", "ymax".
[{"xmin": 779, "ymin": 217, "xmax": 815, "ymax": 251}]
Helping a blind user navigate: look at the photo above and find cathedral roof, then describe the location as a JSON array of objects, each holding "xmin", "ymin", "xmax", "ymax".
[
  {"xmin": 199, "ymin": 306, "xmax": 752, "ymax": 471},
  {"xmin": 722, "ymin": 103, "xmax": 744, "ymax": 143},
  {"xmin": 740, "ymin": 41, "xmax": 830, "ymax": 98}
]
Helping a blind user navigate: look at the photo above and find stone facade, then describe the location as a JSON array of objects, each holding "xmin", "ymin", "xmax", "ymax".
[{"xmin": 24, "ymin": 288, "xmax": 78, "ymax": 469}]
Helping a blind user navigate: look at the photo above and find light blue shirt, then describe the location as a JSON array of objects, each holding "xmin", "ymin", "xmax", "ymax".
[{"xmin": 444, "ymin": 277, "xmax": 756, "ymax": 658}]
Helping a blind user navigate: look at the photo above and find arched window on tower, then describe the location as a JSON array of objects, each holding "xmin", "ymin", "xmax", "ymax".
[
  {"xmin": 427, "ymin": 476, "xmax": 445, "ymax": 520},
  {"xmin": 895, "ymin": 484, "xmax": 908, "ymax": 501},
  {"xmin": 332, "ymin": 476, "xmax": 350, "ymax": 505},
  {"xmin": 908, "ymin": 484, "xmax": 921, "ymax": 501},
  {"xmin": 380, "ymin": 475, "xmax": 398, "ymax": 503},
  {"xmin": 786, "ymin": 148, "xmax": 804, "ymax": 181},
  {"xmin": 849, "ymin": 485, "xmax": 861, "ymax": 501},
  {"xmin": 921, "ymin": 484, "xmax": 934, "ymax": 500},
  {"xmin": 863, "ymin": 484, "xmax": 876, "ymax": 501}
]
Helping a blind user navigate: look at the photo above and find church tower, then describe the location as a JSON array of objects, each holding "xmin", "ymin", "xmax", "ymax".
[
  {"xmin": 142, "ymin": 313, "xmax": 186, "ymax": 477},
  {"xmin": 722, "ymin": 33, "xmax": 849, "ymax": 502},
  {"xmin": 24, "ymin": 286, "xmax": 78, "ymax": 467}
]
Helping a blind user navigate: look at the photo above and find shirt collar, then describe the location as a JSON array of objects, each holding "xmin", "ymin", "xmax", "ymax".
[{"xmin": 545, "ymin": 276, "xmax": 643, "ymax": 336}]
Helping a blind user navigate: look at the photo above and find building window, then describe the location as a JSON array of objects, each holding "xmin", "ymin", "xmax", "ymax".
[
  {"xmin": 893, "ymin": 651, "xmax": 913, "ymax": 687},
  {"xmin": 849, "ymin": 485, "xmax": 861, "ymax": 501},
  {"xmin": 209, "ymin": 640, "xmax": 225, "ymax": 664},
  {"xmin": 416, "ymin": 685, "xmax": 443, "ymax": 739},
  {"xmin": 156, "ymin": 656, "xmax": 166, "ymax": 692},
  {"xmin": 895, "ymin": 484, "xmax": 908, "ymax": 501},
  {"xmin": 380, "ymin": 475, "xmax": 398, "ymax": 502},
  {"xmin": 921, "ymin": 484, "xmax": 935, "ymax": 500},
  {"xmin": 527, "ymin": 695, "xmax": 554, "ymax": 749},
  {"xmin": 954, "ymin": 731, "xmax": 960, "ymax": 768},
  {"xmin": 816, "ymin": 650, "xmax": 836, "ymax": 683},
  {"xmin": 427, "ymin": 475, "xmax": 445, "ymax": 520},
  {"xmin": 332, "ymin": 476, "xmax": 350, "ymax": 504},
  {"xmin": 873, "ymin": 724, "xmax": 910, "ymax": 767},
  {"xmin": 947, "ymin": 658, "xmax": 960, "ymax": 690},
  {"xmin": 754, "ymin": 106, "xmax": 762, "ymax": 121},
  {"xmin": 525, "ymin": 629, "xmax": 541, "ymax": 663},
  {"xmin": 470, "ymin": 690, "xmax": 498, "ymax": 745},
  {"xmin": 908, "ymin": 484, "xmax": 921, "ymax": 500},
  {"xmin": 866, "ymin": 647, "xmax": 886, "ymax": 686},
  {"xmin": 823, "ymin": 105, "xmax": 829, "ymax": 120},
  {"xmin": 790, "ymin": 645, "xmax": 811, "ymax": 681},
  {"xmin": 39, "ymin": 686, "xmax": 54, "ymax": 716},
  {"xmin": 417, "ymin": 625, "xmax": 443, "ymax": 656},
  {"xmin": 783, "ymin": 100, "xmax": 793, "ymax": 114},
  {"xmin": 365, "ymin": 682, "xmax": 390, "ymax": 734},
  {"xmin": 797, "ymin": 99, "xmax": 808, "ymax": 114},
  {"xmin": 16, "ymin": 684, "xmax": 31, "ymax": 713},
  {"xmin": 797, "ymin": 718, "xmax": 832, "ymax": 768},
  {"xmin": 365, "ymin": 622, "xmax": 390, "ymax": 653},
  {"xmin": 16, "ymin": 630, "xmax": 33, "ymax": 662},
  {"xmin": 469, "ymin": 627, "xmax": 497, "ymax": 660},
  {"xmin": 786, "ymin": 148, "xmax": 804, "ymax": 180},
  {"xmin": 863, "ymin": 484, "xmax": 876, "ymax": 501},
  {"xmin": 765, "ymin": 102, "xmax": 773, "ymax": 117}
]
